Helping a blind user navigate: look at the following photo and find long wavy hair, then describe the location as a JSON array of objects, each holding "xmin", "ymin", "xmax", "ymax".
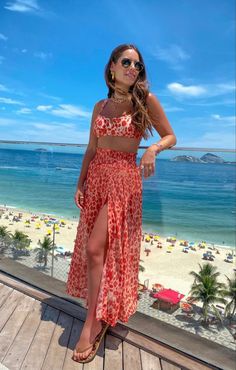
[{"xmin": 104, "ymin": 43, "xmax": 154, "ymax": 140}]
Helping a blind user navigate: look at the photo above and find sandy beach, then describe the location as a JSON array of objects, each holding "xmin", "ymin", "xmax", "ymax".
[{"xmin": 0, "ymin": 206, "xmax": 235, "ymax": 297}]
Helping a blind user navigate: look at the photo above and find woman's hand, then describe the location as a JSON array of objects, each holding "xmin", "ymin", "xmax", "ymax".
[
  {"xmin": 139, "ymin": 148, "xmax": 156, "ymax": 178},
  {"xmin": 74, "ymin": 183, "xmax": 85, "ymax": 210}
]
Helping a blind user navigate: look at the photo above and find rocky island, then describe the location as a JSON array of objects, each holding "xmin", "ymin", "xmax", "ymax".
[{"xmin": 171, "ymin": 153, "xmax": 235, "ymax": 164}]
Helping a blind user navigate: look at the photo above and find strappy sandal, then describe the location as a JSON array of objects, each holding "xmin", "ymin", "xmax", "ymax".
[{"xmin": 72, "ymin": 322, "xmax": 110, "ymax": 364}]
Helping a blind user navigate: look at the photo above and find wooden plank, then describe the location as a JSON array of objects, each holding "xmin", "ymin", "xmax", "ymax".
[
  {"xmin": 0, "ymin": 294, "xmax": 35, "ymax": 362},
  {"xmin": 123, "ymin": 341, "xmax": 142, "ymax": 370},
  {"xmin": 0, "ymin": 273, "xmax": 223, "ymax": 370},
  {"xmin": 0, "ymin": 272, "xmax": 87, "ymax": 323},
  {"xmin": 63, "ymin": 317, "xmax": 104, "ymax": 370},
  {"xmin": 42, "ymin": 311, "xmax": 73, "ymax": 370},
  {"xmin": 112, "ymin": 326, "xmax": 213, "ymax": 370},
  {"xmin": 0, "ymin": 289, "xmax": 25, "ymax": 331},
  {"xmin": 161, "ymin": 359, "xmax": 181, "ymax": 369},
  {"xmin": 2, "ymin": 300, "xmax": 47, "ymax": 370},
  {"xmin": 62, "ymin": 318, "xmax": 84, "ymax": 370},
  {"xmin": 0, "ymin": 284, "xmax": 13, "ymax": 308},
  {"xmin": 20, "ymin": 305, "xmax": 60, "ymax": 370},
  {"xmin": 140, "ymin": 349, "xmax": 161, "ymax": 370},
  {"xmin": 0, "ymin": 266, "xmax": 234, "ymax": 370},
  {"xmin": 104, "ymin": 334, "xmax": 123, "ymax": 370}
]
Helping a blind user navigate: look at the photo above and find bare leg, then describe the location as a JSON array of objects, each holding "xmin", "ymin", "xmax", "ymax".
[{"xmin": 73, "ymin": 203, "xmax": 109, "ymax": 361}]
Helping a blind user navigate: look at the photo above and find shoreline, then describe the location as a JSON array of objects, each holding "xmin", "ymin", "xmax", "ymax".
[
  {"xmin": 0, "ymin": 204, "xmax": 235, "ymax": 297},
  {"xmin": 0, "ymin": 204, "xmax": 235, "ymax": 251}
]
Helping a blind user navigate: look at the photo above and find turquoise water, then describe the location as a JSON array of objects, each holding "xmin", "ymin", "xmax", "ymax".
[{"xmin": 0, "ymin": 144, "xmax": 235, "ymax": 248}]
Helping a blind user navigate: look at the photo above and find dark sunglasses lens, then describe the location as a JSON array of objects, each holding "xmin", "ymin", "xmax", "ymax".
[
  {"xmin": 121, "ymin": 58, "xmax": 131, "ymax": 68},
  {"xmin": 135, "ymin": 62, "xmax": 143, "ymax": 72}
]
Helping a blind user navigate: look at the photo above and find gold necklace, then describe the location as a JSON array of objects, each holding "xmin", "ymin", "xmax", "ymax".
[{"xmin": 110, "ymin": 95, "xmax": 129, "ymax": 103}]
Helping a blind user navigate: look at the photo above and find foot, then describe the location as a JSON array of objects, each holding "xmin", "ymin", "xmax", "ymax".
[{"xmin": 73, "ymin": 318, "xmax": 103, "ymax": 362}]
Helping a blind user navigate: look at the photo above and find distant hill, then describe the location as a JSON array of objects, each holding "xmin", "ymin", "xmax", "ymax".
[{"xmin": 171, "ymin": 152, "xmax": 235, "ymax": 164}]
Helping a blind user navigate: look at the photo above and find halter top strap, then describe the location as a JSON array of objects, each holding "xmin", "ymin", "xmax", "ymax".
[{"xmin": 98, "ymin": 99, "xmax": 108, "ymax": 116}]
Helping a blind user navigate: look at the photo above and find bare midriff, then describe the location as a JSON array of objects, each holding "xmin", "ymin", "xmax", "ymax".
[{"xmin": 97, "ymin": 136, "xmax": 141, "ymax": 153}]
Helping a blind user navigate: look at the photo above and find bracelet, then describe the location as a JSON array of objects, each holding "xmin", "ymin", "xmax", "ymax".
[{"xmin": 153, "ymin": 142, "xmax": 164, "ymax": 156}]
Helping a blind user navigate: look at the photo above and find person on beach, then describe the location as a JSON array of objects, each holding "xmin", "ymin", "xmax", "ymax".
[{"xmin": 66, "ymin": 43, "xmax": 177, "ymax": 363}]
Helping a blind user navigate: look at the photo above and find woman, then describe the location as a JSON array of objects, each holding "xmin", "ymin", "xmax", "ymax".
[{"xmin": 66, "ymin": 43, "xmax": 177, "ymax": 363}]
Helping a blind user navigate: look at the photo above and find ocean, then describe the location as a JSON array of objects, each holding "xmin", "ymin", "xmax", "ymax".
[{"xmin": 0, "ymin": 144, "xmax": 235, "ymax": 249}]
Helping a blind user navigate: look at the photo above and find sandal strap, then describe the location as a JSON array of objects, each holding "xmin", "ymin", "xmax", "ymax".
[
  {"xmin": 74, "ymin": 323, "xmax": 109, "ymax": 356},
  {"xmin": 95, "ymin": 323, "xmax": 109, "ymax": 341},
  {"xmin": 75, "ymin": 342, "xmax": 95, "ymax": 352}
]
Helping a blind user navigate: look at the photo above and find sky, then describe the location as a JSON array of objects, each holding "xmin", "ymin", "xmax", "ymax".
[{"xmin": 0, "ymin": 0, "xmax": 235, "ymax": 150}]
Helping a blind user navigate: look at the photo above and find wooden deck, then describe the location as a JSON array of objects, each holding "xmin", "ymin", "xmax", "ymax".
[{"xmin": 0, "ymin": 272, "xmax": 222, "ymax": 370}]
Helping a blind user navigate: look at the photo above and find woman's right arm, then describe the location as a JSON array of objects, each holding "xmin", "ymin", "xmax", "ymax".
[
  {"xmin": 76, "ymin": 100, "xmax": 103, "ymax": 189},
  {"xmin": 74, "ymin": 100, "xmax": 104, "ymax": 209}
]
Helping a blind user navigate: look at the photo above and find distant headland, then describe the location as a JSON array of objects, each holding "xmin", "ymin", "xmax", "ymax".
[{"xmin": 171, "ymin": 153, "xmax": 236, "ymax": 164}]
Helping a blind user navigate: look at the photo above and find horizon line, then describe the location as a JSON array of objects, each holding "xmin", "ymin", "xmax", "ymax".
[{"xmin": 0, "ymin": 140, "xmax": 235, "ymax": 153}]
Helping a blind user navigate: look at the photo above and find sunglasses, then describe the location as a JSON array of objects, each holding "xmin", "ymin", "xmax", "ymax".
[{"xmin": 120, "ymin": 57, "xmax": 144, "ymax": 72}]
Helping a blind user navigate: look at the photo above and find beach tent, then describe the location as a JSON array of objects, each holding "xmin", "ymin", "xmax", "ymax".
[
  {"xmin": 153, "ymin": 288, "xmax": 185, "ymax": 303},
  {"xmin": 152, "ymin": 288, "xmax": 185, "ymax": 313}
]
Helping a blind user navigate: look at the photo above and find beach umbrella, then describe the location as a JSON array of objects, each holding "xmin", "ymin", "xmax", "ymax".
[{"xmin": 144, "ymin": 248, "xmax": 151, "ymax": 256}]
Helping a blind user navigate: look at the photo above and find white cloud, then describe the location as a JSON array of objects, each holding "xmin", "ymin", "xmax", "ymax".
[
  {"xmin": 16, "ymin": 107, "xmax": 32, "ymax": 114},
  {"xmin": 0, "ymin": 97, "xmax": 24, "ymax": 105},
  {"xmin": 0, "ymin": 33, "xmax": 8, "ymax": 41},
  {"xmin": 167, "ymin": 81, "xmax": 235, "ymax": 99},
  {"xmin": 51, "ymin": 104, "xmax": 91, "ymax": 119},
  {"xmin": 36, "ymin": 105, "xmax": 53, "ymax": 111},
  {"xmin": 162, "ymin": 105, "xmax": 184, "ymax": 112},
  {"xmin": 4, "ymin": 0, "xmax": 40, "ymax": 13},
  {"xmin": 182, "ymin": 132, "xmax": 235, "ymax": 149},
  {"xmin": 167, "ymin": 82, "xmax": 206, "ymax": 97},
  {"xmin": 211, "ymin": 114, "xmax": 235, "ymax": 126},
  {"xmin": 153, "ymin": 44, "xmax": 190, "ymax": 70},
  {"xmin": 0, "ymin": 118, "xmax": 12, "ymax": 126},
  {"xmin": 0, "ymin": 84, "xmax": 10, "ymax": 92},
  {"xmin": 33, "ymin": 51, "xmax": 52, "ymax": 60},
  {"xmin": 38, "ymin": 92, "xmax": 61, "ymax": 101},
  {"xmin": 33, "ymin": 122, "xmax": 75, "ymax": 131},
  {"xmin": 21, "ymin": 48, "xmax": 27, "ymax": 53},
  {"xmin": 0, "ymin": 117, "xmax": 89, "ymax": 143}
]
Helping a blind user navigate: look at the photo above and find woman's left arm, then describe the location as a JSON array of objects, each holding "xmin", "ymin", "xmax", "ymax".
[{"xmin": 140, "ymin": 92, "xmax": 177, "ymax": 178}]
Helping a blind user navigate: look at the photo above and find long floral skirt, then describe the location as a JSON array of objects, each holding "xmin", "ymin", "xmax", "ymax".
[{"xmin": 66, "ymin": 147, "xmax": 142, "ymax": 327}]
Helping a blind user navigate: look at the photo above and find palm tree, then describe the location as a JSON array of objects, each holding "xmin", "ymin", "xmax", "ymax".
[
  {"xmin": 0, "ymin": 225, "xmax": 12, "ymax": 255},
  {"xmin": 221, "ymin": 272, "xmax": 236, "ymax": 319},
  {"xmin": 34, "ymin": 236, "xmax": 57, "ymax": 268},
  {"xmin": 139, "ymin": 259, "xmax": 145, "ymax": 273},
  {"xmin": 10, "ymin": 230, "xmax": 31, "ymax": 257},
  {"xmin": 188, "ymin": 262, "xmax": 227, "ymax": 325}
]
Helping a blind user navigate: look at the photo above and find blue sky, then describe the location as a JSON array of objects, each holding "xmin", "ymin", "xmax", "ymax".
[{"xmin": 0, "ymin": 0, "xmax": 235, "ymax": 149}]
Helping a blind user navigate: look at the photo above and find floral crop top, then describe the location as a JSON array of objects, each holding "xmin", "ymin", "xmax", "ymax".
[{"xmin": 93, "ymin": 99, "xmax": 143, "ymax": 139}]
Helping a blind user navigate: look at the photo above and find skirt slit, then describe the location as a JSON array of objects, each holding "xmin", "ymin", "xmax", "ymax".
[{"xmin": 66, "ymin": 147, "xmax": 142, "ymax": 327}]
